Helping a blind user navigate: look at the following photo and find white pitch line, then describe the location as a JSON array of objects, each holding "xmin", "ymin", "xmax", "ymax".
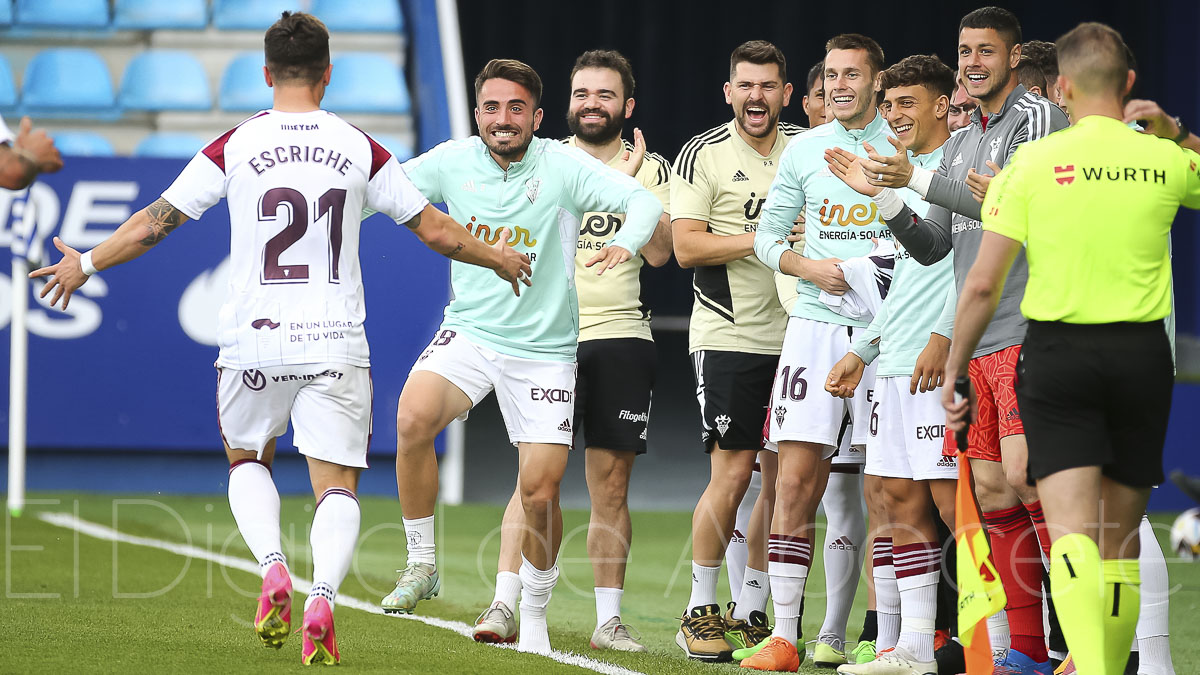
[{"xmin": 37, "ymin": 512, "xmax": 647, "ymax": 675}]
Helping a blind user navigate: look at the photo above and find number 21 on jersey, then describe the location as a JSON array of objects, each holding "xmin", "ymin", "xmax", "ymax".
[{"xmin": 259, "ymin": 187, "xmax": 347, "ymax": 285}]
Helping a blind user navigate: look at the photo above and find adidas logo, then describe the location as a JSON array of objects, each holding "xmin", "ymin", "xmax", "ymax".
[
  {"xmin": 828, "ymin": 535, "xmax": 859, "ymax": 551},
  {"xmin": 639, "ymin": 428, "xmax": 647, "ymax": 440},
  {"xmin": 730, "ymin": 529, "xmax": 746, "ymax": 544},
  {"xmin": 951, "ymin": 154, "xmax": 964, "ymax": 167},
  {"xmin": 747, "ymin": 579, "xmax": 763, "ymax": 589},
  {"xmin": 558, "ymin": 419, "xmax": 572, "ymax": 433},
  {"xmin": 461, "ymin": 180, "xmax": 476, "ymax": 192},
  {"xmin": 936, "ymin": 455, "xmax": 957, "ymax": 467},
  {"xmin": 732, "ymin": 169, "xmax": 749, "ymax": 182}
]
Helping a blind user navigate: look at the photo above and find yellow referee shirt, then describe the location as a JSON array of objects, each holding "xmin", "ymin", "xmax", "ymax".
[{"xmin": 983, "ymin": 115, "xmax": 1200, "ymax": 323}]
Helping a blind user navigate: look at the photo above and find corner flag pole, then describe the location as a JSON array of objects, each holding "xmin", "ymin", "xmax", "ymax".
[
  {"xmin": 434, "ymin": 0, "xmax": 471, "ymax": 506},
  {"xmin": 7, "ymin": 192, "xmax": 35, "ymax": 518}
]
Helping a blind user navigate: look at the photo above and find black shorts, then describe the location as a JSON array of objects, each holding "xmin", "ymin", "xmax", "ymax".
[
  {"xmin": 1017, "ymin": 320, "xmax": 1173, "ymax": 488},
  {"xmin": 574, "ymin": 338, "xmax": 656, "ymax": 454},
  {"xmin": 692, "ymin": 350, "xmax": 777, "ymax": 452}
]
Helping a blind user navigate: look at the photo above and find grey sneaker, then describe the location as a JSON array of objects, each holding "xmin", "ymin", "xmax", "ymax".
[
  {"xmin": 381, "ymin": 562, "xmax": 440, "ymax": 614},
  {"xmin": 472, "ymin": 601, "xmax": 517, "ymax": 644},
  {"xmin": 590, "ymin": 616, "xmax": 647, "ymax": 652}
]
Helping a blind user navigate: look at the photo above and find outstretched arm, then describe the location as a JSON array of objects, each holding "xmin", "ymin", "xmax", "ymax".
[
  {"xmin": 28, "ymin": 197, "xmax": 189, "ymax": 309},
  {"xmin": 405, "ymin": 203, "xmax": 532, "ymax": 296}
]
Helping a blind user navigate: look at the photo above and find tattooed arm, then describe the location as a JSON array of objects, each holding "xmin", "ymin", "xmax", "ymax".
[
  {"xmin": 28, "ymin": 197, "xmax": 191, "ymax": 309},
  {"xmin": 404, "ymin": 203, "xmax": 533, "ymax": 296}
]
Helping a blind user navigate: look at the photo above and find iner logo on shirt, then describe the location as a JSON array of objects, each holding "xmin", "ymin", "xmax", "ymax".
[
  {"xmin": 818, "ymin": 199, "xmax": 886, "ymax": 228},
  {"xmin": 464, "ymin": 216, "xmax": 537, "ymax": 247}
]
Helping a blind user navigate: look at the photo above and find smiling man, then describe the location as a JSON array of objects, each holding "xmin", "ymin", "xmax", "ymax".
[
  {"xmin": 827, "ymin": 8, "xmax": 1069, "ymax": 674},
  {"xmin": 672, "ymin": 40, "xmax": 802, "ymax": 663},
  {"xmin": 379, "ymin": 58, "xmax": 662, "ymax": 655},
  {"xmin": 471, "ymin": 49, "xmax": 673, "ymax": 653},
  {"xmin": 823, "ymin": 53, "xmax": 958, "ymax": 675},
  {"xmin": 742, "ymin": 33, "xmax": 899, "ymax": 673}
]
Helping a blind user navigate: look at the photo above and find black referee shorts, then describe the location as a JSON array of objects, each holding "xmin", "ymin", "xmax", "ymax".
[
  {"xmin": 1016, "ymin": 320, "xmax": 1173, "ymax": 488},
  {"xmin": 574, "ymin": 338, "xmax": 656, "ymax": 454},
  {"xmin": 691, "ymin": 350, "xmax": 777, "ymax": 452}
]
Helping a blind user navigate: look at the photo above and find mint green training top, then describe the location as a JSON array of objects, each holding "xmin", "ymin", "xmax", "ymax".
[
  {"xmin": 754, "ymin": 113, "xmax": 902, "ymax": 328},
  {"xmin": 850, "ymin": 145, "xmax": 957, "ymax": 377},
  {"xmin": 403, "ymin": 136, "xmax": 661, "ymax": 362}
]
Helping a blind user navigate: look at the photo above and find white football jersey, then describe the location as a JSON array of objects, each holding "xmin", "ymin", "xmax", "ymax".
[{"xmin": 162, "ymin": 109, "xmax": 429, "ymax": 369}]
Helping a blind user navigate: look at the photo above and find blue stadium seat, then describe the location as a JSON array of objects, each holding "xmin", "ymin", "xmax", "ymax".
[
  {"xmin": 52, "ymin": 131, "xmax": 115, "ymax": 157},
  {"xmin": 113, "ymin": 0, "xmax": 208, "ymax": 30},
  {"xmin": 22, "ymin": 49, "xmax": 116, "ymax": 118},
  {"xmin": 0, "ymin": 54, "xmax": 17, "ymax": 112},
  {"xmin": 323, "ymin": 54, "xmax": 410, "ymax": 114},
  {"xmin": 134, "ymin": 132, "xmax": 206, "ymax": 159},
  {"xmin": 0, "ymin": 1, "xmax": 12, "ymax": 26},
  {"xmin": 120, "ymin": 51, "xmax": 211, "ymax": 111},
  {"xmin": 213, "ymin": 0, "xmax": 294, "ymax": 30},
  {"xmin": 219, "ymin": 53, "xmax": 272, "ymax": 112},
  {"xmin": 312, "ymin": 0, "xmax": 403, "ymax": 33},
  {"xmin": 16, "ymin": 0, "xmax": 109, "ymax": 29},
  {"xmin": 370, "ymin": 134, "xmax": 414, "ymax": 163}
]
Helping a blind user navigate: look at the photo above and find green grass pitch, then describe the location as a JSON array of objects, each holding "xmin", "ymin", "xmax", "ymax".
[{"xmin": 5, "ymin": 494, "xmax": 1200, "ymax": 673}]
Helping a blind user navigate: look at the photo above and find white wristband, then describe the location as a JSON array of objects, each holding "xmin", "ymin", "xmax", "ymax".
[
  {"xmin": 79, "ymin": 249, "xmax": 98, "ymax": 276},
  {"xmin": 871, "ymin": 189, "xmax": 906, "ymax": 221},
  {"xmin": 906, "ymin": 165, "xmax": 934, "ymax": 198}
]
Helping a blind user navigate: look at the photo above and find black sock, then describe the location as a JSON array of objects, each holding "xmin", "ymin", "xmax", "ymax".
[
  {"xmin": 859, "ymin": 609, "xmax": 878, "ymax": 642},
  {"xmin": 935, "ymin": 514, "xmax": 956, "ymax": 634}
]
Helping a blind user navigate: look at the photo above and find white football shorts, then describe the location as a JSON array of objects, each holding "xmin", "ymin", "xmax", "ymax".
[
  {"xmin": 410, "ymin": 327, "xmax": 576, "ymax": 446},
  {"xmin": 217, "ymin": 363, "xmax": 372, "ymax": 468},
  {"xmin": 767, "ymin": 317, "xmax": 878, "ymax": 457},
  {"xmin": 866, "ymin": 376, "xmax": 958, "ymax": 480}
]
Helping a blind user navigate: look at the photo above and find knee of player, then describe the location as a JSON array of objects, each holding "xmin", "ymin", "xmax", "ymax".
[
  {"xmin": 587, "ymin": 474, "xmax": 630, "ymax": 510},
  {"xmin": 520, "ymin": 482, "xmax": 561, "ymax": 510},
  {"xmin": 1004, "ymin": 465, "xmax": 1034, "ymax": 497},
  {"xmin": 776, "ymin": 471, "xmax": 817, "ymax": 503},
  {"xmin": 394, "ymin": 406, "xmax": 440, "ymax": 448}
]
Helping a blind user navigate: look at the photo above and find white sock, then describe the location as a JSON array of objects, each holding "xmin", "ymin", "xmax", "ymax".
[
  {"xmin": 894, "ymin": 542, "xmax": 940, "ymax": 662},
  {"xmin": 726, "ymin": 468, "xmax": 760, "ymax": 602},
  {"xmin": 733, "ymin": 566, "xmax": 770, "ymax": 620},
  {"xmin": 872, "ymin": 537, "xmax": 900, "ymax": 651},
  {"xmin": 819, "ymin": 470, "xmax": 865, "ymax": 642},
  {"xmin": 1137, "ymin": 515, "xmax": 1174, "ymax": 675},
  {"xmin": 518, "ymin": 556, "xmax": 558, "ymax": 654},
  {"xmin": 305, "ymin": 488, "xmax": 360, "ymax": 612},
  {"xmin": 595, "ymin": 587, "xmax": 623, "ymax": 629},
  {"xmin": 228, "ymin": 461, "xmax": 284, "ymax": 576},
  {"xmin": 768, "ymin": 534, "xmax": 812, "ymax": 644},
  {"xmin": 687, "ymin": 562, "xmax": 720, "ymax": 612},
  {"xmin": 493, "ymin": 570, "xmax": 521, "ymax": 610},
  {"xmin": 988, "ymin": 610, "xmax": 1011, "ymax": 654},
  {"xmin": 403, "ymin": 515, "xmax": 436, "ymax": 566}
]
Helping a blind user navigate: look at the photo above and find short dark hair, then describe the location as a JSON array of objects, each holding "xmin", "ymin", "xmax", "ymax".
[
  {"xmin": 806, "ymin": 60, "xmax": 824, "ymax": 93},
  {"xmin": 1056, "ymin": 22, "xmax": 1130, "ymax": 97},
  {"xmin": 825, "ymin": 34, "xmax": 885, "ymax": 76},
  {"xmin": 959, "ymin": 6, "xmax": 1022, "ymax": 51},
  {"xmin": 474, "ymin": 58, "xmax": 543, "ymax": 107},
  {"xmin": 264, "ymin": 11, "xmax": 330, "ymax": 85},
  {"xmin": 570, "ymin": 49, "xmax": 636, "ymax": 100},
  {"xmin": 1022, "ymin": 39, "xmax": 1058, "ymax": 81},
  {"xmin": 880, "ymin": 54, "xmax": 955, "ymax": 99},
  {"xmin": 1015, "ymin": 57, "xmax": 1047, "ymax": 94},
  {"xmin": 729, "ymin": 40, "xmax": 787, "ymax": 83}
]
